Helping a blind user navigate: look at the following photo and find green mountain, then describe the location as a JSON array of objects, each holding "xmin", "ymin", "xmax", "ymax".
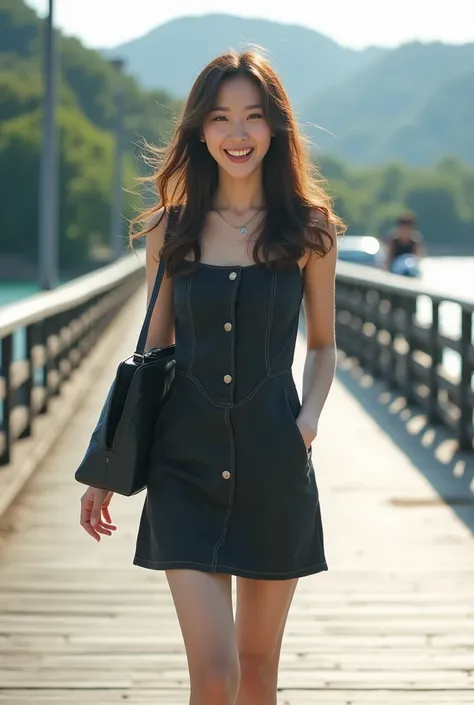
[
  {"xmin": 107, "ymin": 16, "xmax": 474, "ymax": 166},
  {"xmin": 2, "ymin": 1, "xmax": 473, "ymax": 258},
  {"xmin": 305, "ymin": 41, "xmax": 474, "ymax": 166},
  {"xmin": 104, "ymin": 14, "xmax": 382, "ymax": 108}
]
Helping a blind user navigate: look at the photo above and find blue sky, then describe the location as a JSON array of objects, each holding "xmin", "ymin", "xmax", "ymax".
[{"xmin": 27, "ymin": 0, "xmax": 474, "ymax": 51}]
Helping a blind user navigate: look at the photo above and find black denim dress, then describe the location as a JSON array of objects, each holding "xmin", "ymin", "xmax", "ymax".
[{"xmin": 134, "ymin": 260, "xmax": 328, "ymax": 580}]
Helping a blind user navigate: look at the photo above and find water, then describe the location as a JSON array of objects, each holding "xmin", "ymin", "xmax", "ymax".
[
  {"xmin": 419, "ymin": 257, "xmax": 474, "ymax": 301},
  {"xmin": 0, "ymin": 283, "xmax": 45, "ymax": 424},
  {"xmin": 0, "ymin": 282, "xmax": 40, "ymax": 307},
  {"xmin": 416, "ymin": 258, "xmax": 474, "ymax": 381}
]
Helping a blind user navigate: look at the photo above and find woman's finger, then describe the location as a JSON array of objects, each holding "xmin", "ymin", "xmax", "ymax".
[
  {"xmin": 99, "ymin": 520, "xmax": 117, "ymax": 531},
  {"xmin": 95, "ymin": 525, "xmax": 115, "ymax": 536},
  {"xmin": 80, "ymin": 503, "xmax": 101, "ymax": 541},
  {"xmin": 96, "ymin": 521, "xmax": 117, "ymax": 534},
  {"xmin": 81, "ymin": 521, "xmax": 101, "ymax": 541},
  {"xmin": 102, "ymin": 505, "xmax": 113, "ymax": 524}
]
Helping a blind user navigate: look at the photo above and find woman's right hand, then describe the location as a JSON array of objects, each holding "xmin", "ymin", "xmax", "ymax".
[{"xmin": 80, "ymin": 487, "xmax": 116, "ymax": 541}]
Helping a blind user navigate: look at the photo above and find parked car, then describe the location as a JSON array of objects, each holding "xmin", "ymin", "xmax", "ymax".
[{"xmin": 337, "ymin": 236, "xmax": 385, "ymax": 268}]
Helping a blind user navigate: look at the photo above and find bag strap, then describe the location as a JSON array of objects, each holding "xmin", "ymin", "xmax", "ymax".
[{"xmin": 134, "ymin": 207, "xmax": 180, "ymax": 358}]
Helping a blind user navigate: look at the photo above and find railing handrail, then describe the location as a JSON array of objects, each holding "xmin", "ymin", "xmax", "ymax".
[
  {"xmin": 335, "ymin": 260, "xmax": 474, "ymax": 451},
  {"xmin": 0, "ymin": 249, "xmax": 146, "ymax": 466},
  {"xmin": 336, "ymin": 261, "xmax": 474, "ymax": 312},
  {"xmin": 2, "ymin": 256, "xmax": 472, "ymax": 336},
  {"xmin": 0, "ymin": 250, "xmax": 145, "ymax": 338}
]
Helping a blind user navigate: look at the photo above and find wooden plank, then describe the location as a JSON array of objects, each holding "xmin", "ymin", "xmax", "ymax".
[
  {"xmin": 1, "ymin": 691, "xmax": 474, "ymax": 705},
  {"xmin": 0, "ymin": 325, "xmax": 473, "ymax": 704},
  {"xmin": 0, "ymin": 668, "xmax": 472, "ymax": 690}
]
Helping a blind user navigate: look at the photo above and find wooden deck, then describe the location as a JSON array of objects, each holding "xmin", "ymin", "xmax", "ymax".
[{"xmin": 0, "ymin": 288, "xmax": 473, "ymax": 704}]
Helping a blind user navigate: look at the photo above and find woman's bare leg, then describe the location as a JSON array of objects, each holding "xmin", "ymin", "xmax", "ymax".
[
  {"xmin": 166, "ymin": 570, "xmax": 240, "ymax": 705},
  {"xmin": 235, "ymin": 577, "xmax": 298, "ymax": 705}
]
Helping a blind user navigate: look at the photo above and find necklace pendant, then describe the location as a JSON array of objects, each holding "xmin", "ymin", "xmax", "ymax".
[{"xmin": 240, "ymin": 225, "xmax": 248, "ymax": 235}]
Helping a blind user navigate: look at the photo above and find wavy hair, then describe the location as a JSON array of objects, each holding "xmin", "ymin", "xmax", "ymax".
[{"xmin": 130, "ymin": 50, "xmax": 345, "ymax": 274}]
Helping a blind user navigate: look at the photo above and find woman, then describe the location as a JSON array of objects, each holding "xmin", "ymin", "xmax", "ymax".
[{"xmin": 80, "ymin": 50, "xmax": 343, "ymax": 705}]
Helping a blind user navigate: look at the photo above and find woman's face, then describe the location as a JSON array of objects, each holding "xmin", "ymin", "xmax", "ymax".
[{"xmin": 202, "ymin": 76, "xmax": 272, "ymax": 180}]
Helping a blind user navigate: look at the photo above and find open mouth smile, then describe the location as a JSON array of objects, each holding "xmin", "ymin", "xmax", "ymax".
[{"xmin": 224, "ymin": 148, "xmax": 254, "ymax": 163}]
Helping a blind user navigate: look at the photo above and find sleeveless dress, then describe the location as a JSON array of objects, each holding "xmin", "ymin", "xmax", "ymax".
[{"xmin": 134, "ymin": 260, "xmax": 328, "ymax": 580}]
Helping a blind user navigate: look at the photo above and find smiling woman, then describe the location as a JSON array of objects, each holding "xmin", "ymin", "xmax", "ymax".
[
  {"xmin": 203, "ymin": 82, "xmax": 272, "ymax": 177},
  {"xmin": 130, "ymin": 50, "xmax": 344, "ymax": 272},
  {"xmin": 80, "ymin": 49, "xmax": 344, "ymax": 705}
]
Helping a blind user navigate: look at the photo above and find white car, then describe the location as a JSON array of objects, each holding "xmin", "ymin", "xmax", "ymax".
[{"xmin": 337, "ymin": 235, "xmax": 386, "ymax": 269}]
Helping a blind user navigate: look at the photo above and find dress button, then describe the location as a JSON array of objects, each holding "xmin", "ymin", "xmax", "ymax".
[
  {"xmin": 223, "ymin": 374, "xmax": 232, "ymax": 384},
  {"xmin": 229, "ymin": 272, "xmax": 237, "ymax": 281},
  {"xmin": 224, "ymin": 322, "xmax": 232, "ymax": 332},
  {"xmin": 222, "ymin": 470, "xmax": 231, "ymax": 480}
]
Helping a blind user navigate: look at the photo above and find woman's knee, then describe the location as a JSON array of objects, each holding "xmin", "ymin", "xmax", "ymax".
[
  {"xmin": 239, "ymin": 652, "xmax": 277, "ymax": 696},
  {"xmin": 192, "ymin": 655, "xmax": 240, "ymax": 704}
]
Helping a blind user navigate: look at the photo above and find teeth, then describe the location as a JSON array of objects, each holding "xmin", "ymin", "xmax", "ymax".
[{"xmin": 227, "ymin": 149, "xmax": 252, "ymax": 157}]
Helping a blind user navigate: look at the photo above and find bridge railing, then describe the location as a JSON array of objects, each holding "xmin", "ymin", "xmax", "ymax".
[
  {"xmin": 335, "ymin": 262, "xmax": 474, "ymax": 450},
  {"xmin": 3, "ymin": 256, "xmax": 472, "ymax": 465},
  {"xmin": 0, "ymin": 254, "xmax": 145, "ymax": 466}
]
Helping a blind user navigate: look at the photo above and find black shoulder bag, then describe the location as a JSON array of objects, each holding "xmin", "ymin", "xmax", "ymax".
[{"xmin": 74, "ymin": 210, "xmax": 177, "ymax": 496}]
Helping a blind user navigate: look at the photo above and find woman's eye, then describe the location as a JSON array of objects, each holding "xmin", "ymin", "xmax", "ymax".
[{"xmin": 211, "ymin": 113, "xmax": 263, "ymax": 121}]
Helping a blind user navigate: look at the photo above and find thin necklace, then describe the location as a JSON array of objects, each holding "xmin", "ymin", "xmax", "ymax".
[{"xmin": 215, "ymin": 208, "xmax": 262, "ymax": 235}]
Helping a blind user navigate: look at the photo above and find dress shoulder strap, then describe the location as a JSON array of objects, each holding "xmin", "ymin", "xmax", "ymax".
[
  {"xmin": 164, "ymin": 205, "xmax": 182, "ymax": 243},
  {"xmin": 134, "ymin": 205, "xmax": 180, "ymax": 357}
]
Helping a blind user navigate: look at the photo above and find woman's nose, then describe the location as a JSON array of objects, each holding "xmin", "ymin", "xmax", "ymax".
[{"xmin": 231, "ymin": 122, "xmax": 247, "ymax": 140}]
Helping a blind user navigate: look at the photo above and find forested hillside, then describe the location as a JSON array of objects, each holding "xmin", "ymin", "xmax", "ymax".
[
  {"xmin": 318, "ymin": 155, "xmax": 474, "ymax": 246},
  {"xmin": 103, "ymin": 13, "xmax": 381, "ymax": 108},
  {"xmin": 0, "ymin": 0, "xmax": 180, "ymax": 272},
  {"xmin": 108, "ymin": 14, "xmax": 474, "ymax": 167},
  {"xmin": 305, "ymin": 41, "xmax": 474, "ymax": 166},
  {"xmin": 2, "ymin": 1, "xmax": 473, "ymax": 275}
]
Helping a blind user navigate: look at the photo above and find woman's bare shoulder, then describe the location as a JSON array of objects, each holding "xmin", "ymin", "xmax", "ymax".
[
  {"xmin": 146, "ymin": 207, "xmax": 168, "ymax": 247},
  {"xmin": 307, "ymin": 208, "xmax": 337, "ymax": 235},
  {"xmin": 301, "ymin": 208, "xmax": 338, "ymax": 269}
]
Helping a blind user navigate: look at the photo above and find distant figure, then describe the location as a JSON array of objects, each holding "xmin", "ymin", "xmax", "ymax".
[{"xmin": 385, "ymin": 212, "xmax": 426, "ymax": 273}]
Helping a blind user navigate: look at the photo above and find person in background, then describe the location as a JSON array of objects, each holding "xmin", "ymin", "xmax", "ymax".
[{"xmin": 385, "ymin": 212, "xmax": 426, "ymax": 271}]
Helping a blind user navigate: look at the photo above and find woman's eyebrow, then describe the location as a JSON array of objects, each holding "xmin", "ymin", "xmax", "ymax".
[{"xmin": 210, "ymin": 103, "xmax": 263, "ymax": 112}]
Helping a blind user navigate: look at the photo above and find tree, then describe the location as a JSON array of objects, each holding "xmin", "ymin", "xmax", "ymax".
[
  {"xmin": 405, "ymin": 184, "xmax": 461, "ymax": 243},
  {"xmin": 0, "ymin": 0, "xmax": 181, "ymax": 272}
]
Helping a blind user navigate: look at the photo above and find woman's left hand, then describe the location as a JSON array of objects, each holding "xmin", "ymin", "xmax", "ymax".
[{"xmin": 296, "ymin": 419, "xmax": 317, "ymax": 450}]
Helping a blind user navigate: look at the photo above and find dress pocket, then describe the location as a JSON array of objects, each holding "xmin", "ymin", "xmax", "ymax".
[
  {"xmin": 284, "ymin": 388, "xmax": 311, "ymax": 465},
  {"xmin": 153, "ymin": 386, "xmax": 177, "ymax": 439}
]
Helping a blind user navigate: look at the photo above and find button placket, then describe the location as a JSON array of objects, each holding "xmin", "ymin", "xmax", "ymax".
[{"xmin": 221, "ymin": 269, "xmax": 239, "ymax": 400}]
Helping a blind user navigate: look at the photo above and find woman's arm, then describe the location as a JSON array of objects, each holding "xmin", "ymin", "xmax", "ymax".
[
  {"xmin": 144, "ymin": 208, "xmax": 175, "ymax": 351},
  {"xmin": 296, "ymin": 222, "xmax": 338, "ymax": 447}
]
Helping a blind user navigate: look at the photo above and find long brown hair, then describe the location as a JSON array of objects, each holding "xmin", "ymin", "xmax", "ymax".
[{"xmin": 130, "ymin": 50, "xmax": 345, "ymax": 274}]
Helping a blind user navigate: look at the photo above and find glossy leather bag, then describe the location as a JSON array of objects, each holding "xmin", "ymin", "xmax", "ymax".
[{"xmin": 74, "ymin": 215, "xmax": 176, "ymax": 496}]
